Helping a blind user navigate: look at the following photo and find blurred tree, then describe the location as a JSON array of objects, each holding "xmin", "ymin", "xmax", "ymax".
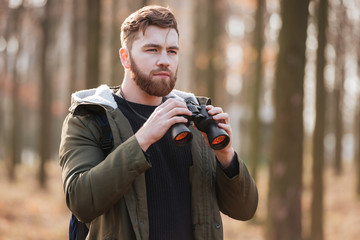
[
  {"xmin": 333, "ymin": 0, "xmax": 346, "ymax": 176},
  {"xmin": 267, "ymin": 0, "xmax": 309, "ymax": 239},
  {"xmin": 110, "ymin": 0, "xmax": 123, "ymax": 86},
  {"xmin": 6, "ymin": 4, "xmax": 23, "ymax": 181},
  {"xmin": 311, "ymin": 0, "xmax": 328, "ymax": 239},
  {"xmin": 86, "ymin": 0, "xmax": 101, "ymax": 88},
  {"xmin": 69, "ymin": 0, "xmax": 87, "ymax": 95},
  {"xmin": 249, "ymin": 0, "xmax": 265, "ymax": 182},
  {"xmin": 69, "ymin": 0, "xmax": 79, "ymax": 94},
  {"xmin": 0, "ymin": 2, "xmax": 7, "ymax": 154},
  {"xmin": 192, "ymin": 0, "xmax": 226, "ymax": 104},
  {"xmin": 357, "ymin": 96, "xmax": 360, "ymax": 196},
  {"xmin": 358, "ymin": 113, "xmax": 360, "ymax": 196},
  {"xmin": 357, "ymin": 23, "xmax": 360, "ymax": 197},
  {"xmin": 39, "ymin": 0, "xmax": 56, "ymax": 188}
]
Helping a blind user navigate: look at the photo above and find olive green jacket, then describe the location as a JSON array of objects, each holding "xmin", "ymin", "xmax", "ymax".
[{"xmin": 59, "ymin": 85, "xmax": 258, "ymax": 240}]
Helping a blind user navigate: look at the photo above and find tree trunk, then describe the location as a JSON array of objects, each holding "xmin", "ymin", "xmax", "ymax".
[
  {"xmin": 86, "ymin": 0, "xmax": 101, "ymax": 88},
  {"xmin": 249, "ymin": 0, "xmax": 265, "ymax": 182},
  {"xmin": 110, "ymin": 0, "xmax": 122, "ymax": 86},
  {"xmin": 358, "ymin": 101, "xmax": 360, "ymax": 196},
  {"xmin": 310, "ymin": 0, "xmax": 328, "ymax": 239},
  {"xmin": 6, "ymin": 5, "xmax": 23, "ymax": 182},
  {"xmin": 357, "ymin": 95, "xmax": 360, "ymax": 196},
  {"xmin": 333, "ymin": 0, "xmax": 346, "ymax": 175},
  {"xmin": 267, "ymin": 0, "xmax": 309, "ymax": 239},
  {"xmin": 193, "ymin": 0, "xmax": 226, "ymax": 104},
  {"xmin": 9, "ymin": 38, "xmax": 21, "ymax": 182},
  {"xmin": 69, "ymin": 0, "xmax": 79, "ymax": 95},
  {"xmin": 192, "ymin": 0, "xmax": 207, "ymax": 96},
  {"xmin": 39, "ymin": 0, "xmax": 54, "ymax": 188},
  {"xmin": 357, "ymin": 26, "xmax": 360, "ymax": 197},
  {"xmin": 0, "ymin": 2, "xmax": 9, "ymax": 161}
]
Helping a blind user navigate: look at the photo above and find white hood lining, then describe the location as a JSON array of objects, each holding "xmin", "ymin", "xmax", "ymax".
[{"xmin": 71, "ymin": 84, "xmax": 198, "ymax": 110}]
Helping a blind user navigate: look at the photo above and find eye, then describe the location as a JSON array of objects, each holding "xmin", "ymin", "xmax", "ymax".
[
  {"xmin": 146, "ymin": 48, "xmax": 157, "ymax": 53},
  {"xmin": 168, "ymin": 50, "xmax": 178, "ymax": 55}
]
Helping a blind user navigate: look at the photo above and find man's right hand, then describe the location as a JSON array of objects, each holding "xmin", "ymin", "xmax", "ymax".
[{"xmin": 135, "ymin": 98, "xmax": 191, "ymax": 151}]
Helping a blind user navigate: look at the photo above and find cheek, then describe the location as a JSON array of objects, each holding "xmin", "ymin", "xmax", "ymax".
[
  {"xmin": 169, "ymin": 58, "xmax": 179, "ymax": 71},
  {"xmin": 143, "ymin": 61, "xmax": 156, "ymax": 73},
  {"xmin": 132, "ymin": 56, "xmax": 154, "ymax": 71}
]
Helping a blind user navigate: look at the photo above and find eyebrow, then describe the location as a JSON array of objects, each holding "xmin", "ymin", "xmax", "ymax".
[{"xmin": 142, "ymin": 43, "xmax": 179, "ymax": 51}]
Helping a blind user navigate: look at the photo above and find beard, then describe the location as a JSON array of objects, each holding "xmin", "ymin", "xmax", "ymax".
[{"xmin": 129, "ymin": 57, "xmax": 177, "ymax": 97}]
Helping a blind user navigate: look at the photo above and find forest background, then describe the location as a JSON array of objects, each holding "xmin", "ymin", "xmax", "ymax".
[{"xmin": 1, "ymin": 0, "xmax": 360, "ymax": 239}]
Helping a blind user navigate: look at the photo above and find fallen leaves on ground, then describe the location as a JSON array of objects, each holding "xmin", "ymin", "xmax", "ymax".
[{"xmin": 0, "ymin": 161, "xmax": 359, "ymax": 240}]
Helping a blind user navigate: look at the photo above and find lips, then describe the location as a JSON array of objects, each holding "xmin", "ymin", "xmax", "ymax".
[{"xmin": 153, "ymin": 71, "xmax": 171, "ymax": 77}]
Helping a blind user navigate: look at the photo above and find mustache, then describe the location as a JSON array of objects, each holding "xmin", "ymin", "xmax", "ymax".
[{"xmin": 151, "ymin": 67, "xmax": 172, "ymax": 74}]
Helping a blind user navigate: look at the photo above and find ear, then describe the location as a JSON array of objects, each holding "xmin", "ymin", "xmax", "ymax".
[{"xmin": 119, "ymin": 48, "xmax": 130, "ymax": 69}]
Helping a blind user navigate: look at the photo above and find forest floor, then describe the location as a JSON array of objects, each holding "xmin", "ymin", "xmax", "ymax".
[{"xmin": 0, "ymin": 160, "xmax": 359, "ymax": 240}]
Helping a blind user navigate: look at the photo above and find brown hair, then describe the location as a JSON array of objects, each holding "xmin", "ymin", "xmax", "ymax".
[{"xmin": 120, "ymin": 5, "xmax": 179, "ymax": 51}]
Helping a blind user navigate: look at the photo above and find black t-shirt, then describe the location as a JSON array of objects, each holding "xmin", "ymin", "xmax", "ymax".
[{"xmin": 114, "ymin": 94, "xmax": 194, "ymax": 240}]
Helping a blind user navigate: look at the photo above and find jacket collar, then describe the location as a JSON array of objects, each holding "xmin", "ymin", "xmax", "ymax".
[{"xmin": 69, "ymin": 84, "xmax": 198, "ymax": 113}]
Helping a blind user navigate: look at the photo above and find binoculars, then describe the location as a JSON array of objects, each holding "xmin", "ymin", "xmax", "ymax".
[{"xmin": 170, "ymin": 97, "xmax": 230, "ymax": 150}]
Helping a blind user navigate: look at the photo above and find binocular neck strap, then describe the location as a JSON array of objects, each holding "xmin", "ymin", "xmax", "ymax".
[
  {"xmin": 119, "ymin": 87, "xmax": 148, "ymax": 121},
  {"xmin": 118, "ymin": 87, "xmax": 166, "ymax": 121}
]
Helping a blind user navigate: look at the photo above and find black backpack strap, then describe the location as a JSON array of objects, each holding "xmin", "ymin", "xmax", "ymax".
[
  {"xmin": 94, "ymin": 111, "xmax": 113, "ymax": 156},
  {"xmin": 69, "ymin": 214, "xmax": 88, "ymax": 240}
]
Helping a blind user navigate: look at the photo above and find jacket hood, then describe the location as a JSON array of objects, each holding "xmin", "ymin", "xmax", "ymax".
[{"xmin": 69, "ymin": 84, "xmax": 198, "ymax": 113}]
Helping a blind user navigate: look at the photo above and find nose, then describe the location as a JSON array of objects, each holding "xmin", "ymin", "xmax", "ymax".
[{"xmin": 157, "ymin": 51, "xmax": 170, "ymax": 67}]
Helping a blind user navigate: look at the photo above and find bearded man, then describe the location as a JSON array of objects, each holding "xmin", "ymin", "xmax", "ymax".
[{"xmin": 59, "ymin": 5, "xmax": 258, "ymax": 240}]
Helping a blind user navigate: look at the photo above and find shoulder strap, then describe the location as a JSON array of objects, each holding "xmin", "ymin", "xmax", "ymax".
[
  {"xmin": 94, "ymin": 111, "xmax": 113, "ymax": 156},
  {"xmin": 69, "ymin": 214, "xmax": 89, "ymax": 240},
  {"xmin": 73, "ymin": 105, "xmax": 114, "ymax": 156}
]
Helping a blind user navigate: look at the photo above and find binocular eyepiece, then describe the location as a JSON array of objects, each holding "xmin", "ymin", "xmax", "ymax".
[{"xmin": 170, "ymin": 97, "xmax": 230, "ymax": 150}]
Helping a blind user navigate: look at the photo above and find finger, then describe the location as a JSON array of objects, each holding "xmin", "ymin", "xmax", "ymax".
[
  {"xmin": 218, "ymin": 123, "xmax": 232, "ymax": 136},
  {"xmin": 161, "ymin": 98, "xmax": 190, "ymax": 114},
  {"xmin": 212, "ymin": 112, "xmax": 229, "ymax": 124},
  {"xmin": 167, "ymin": 115, "xmax": 189, "ymax": 125},
  {"xmin": 206, "ymin": 106, "xmax": 224, "ymax": 116},
  {"xmin": 167, "ymin": 107, "xmax": 192, "ymax": 118},
  {"xmin": 163, "ymin": 97, "xmax": 186, "ymax": 107}
]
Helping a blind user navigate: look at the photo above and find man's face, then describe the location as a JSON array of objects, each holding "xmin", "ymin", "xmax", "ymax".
[{"xmin": 128, "ymin": 25, "xmax": 179, "ymax": 97}]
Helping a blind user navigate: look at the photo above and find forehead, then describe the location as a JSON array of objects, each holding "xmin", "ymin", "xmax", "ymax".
[{"xmin": 132, "ymin": 25, "xmax": 179, "ymax": 48}]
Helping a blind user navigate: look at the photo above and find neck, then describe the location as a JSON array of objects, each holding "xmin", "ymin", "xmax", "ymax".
[{"xmin": 117, "ymin": 75, "xmax": 163, "ymax": 106}]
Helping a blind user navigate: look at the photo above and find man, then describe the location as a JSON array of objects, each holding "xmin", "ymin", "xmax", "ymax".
[{"xmin": 60, "ymin": 5, "xmax": 258, "ymax": 240}]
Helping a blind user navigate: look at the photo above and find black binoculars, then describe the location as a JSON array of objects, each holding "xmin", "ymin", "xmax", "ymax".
[{"xmin": 170, "ymin": 97, "xmax": 230, "ymax": 150}]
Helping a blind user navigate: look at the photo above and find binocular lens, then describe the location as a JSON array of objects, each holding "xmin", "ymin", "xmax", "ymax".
[
  {"xmin": 175, "ymin": 132, "xmax": 190, "ymax": 142},
  {"xmin": 207, "ymin": 124, "xmax": 230, "ymax": 150},
  {"xmin": 171, "ymin": 123, "xmax": 193, "ymax": 146},
  {"xmin": 212, "ymin": 135, "xmax": 226, "ymax": 146}
]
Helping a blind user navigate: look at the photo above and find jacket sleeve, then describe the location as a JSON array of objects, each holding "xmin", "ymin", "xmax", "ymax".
[
  {"xmin": 215, "ymin": 155, "xmax": 258, "ymax": 221},
  {"xmin": 59, "ymin": 113, "xmax": 151, "ymax": 223}
]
